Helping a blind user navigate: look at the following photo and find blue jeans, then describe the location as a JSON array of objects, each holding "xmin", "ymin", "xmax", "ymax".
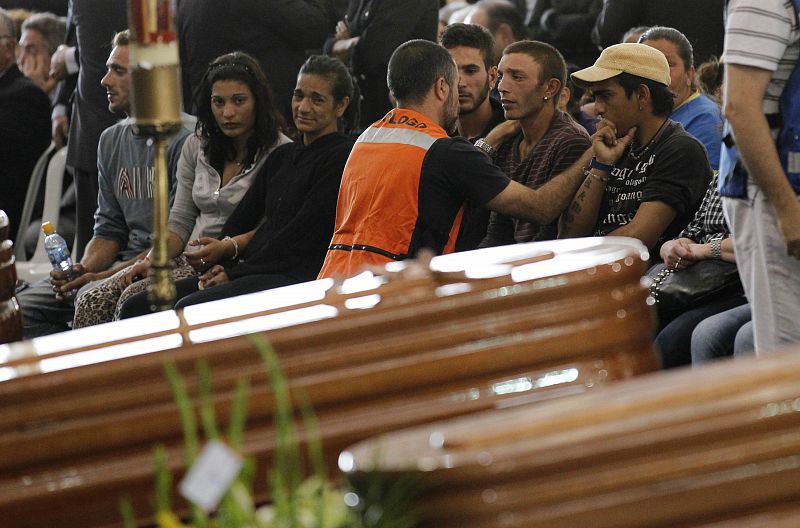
[
  {"xmin": 654, "ymin": 294, "xmax": 748, "ymax": 369},
  {"xmin": 691, "ymin": 303, "xmax": 754, "ymax": 364}
]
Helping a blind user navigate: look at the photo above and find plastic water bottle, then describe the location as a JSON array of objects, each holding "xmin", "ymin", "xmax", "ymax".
[{"xmin": 42, "ymin": 221, "xmax": 74, "ymax": 298}]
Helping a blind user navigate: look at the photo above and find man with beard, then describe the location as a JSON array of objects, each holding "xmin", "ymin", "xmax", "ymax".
[
  {"xmin": 441, "ymin": 23, "xmax": 505, "ymax": 250},
  {"xmin": 441, "ymin": 23, "xmax": 504, "ymax": 141},
  {"xmin": 480, "ymin": 40, "xmax": 591, "ymax": 247},
  {"xmin": 318, "ymin": 39, "xmax": 599, "ymax": 278}
]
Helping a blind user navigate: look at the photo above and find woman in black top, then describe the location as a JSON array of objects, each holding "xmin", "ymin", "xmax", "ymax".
[{"xmin": 118, "ymin": 55, "xmax": 358, "ymax": 317}]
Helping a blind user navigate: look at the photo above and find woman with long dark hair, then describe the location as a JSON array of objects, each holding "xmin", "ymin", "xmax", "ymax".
[
  {"xmin": 118, "ymin": 55, "xmax": 359, "ymax": 316},
  {"xmin": 73, "ymin": 51, "xmax": 290, "ymax": 327}
]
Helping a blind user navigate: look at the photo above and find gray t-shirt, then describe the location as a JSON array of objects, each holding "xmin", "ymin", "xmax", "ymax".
[{"xmin": 93, "ymin": 115, "xmax": 195, "ymax": 261}]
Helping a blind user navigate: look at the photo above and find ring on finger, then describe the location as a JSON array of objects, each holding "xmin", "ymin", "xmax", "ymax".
[{"xmin": 675, "ymin": 257, "xmax": 682, "ymax": 269}]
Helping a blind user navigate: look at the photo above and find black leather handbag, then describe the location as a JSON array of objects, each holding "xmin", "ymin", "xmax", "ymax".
[{"xmin": 647, "ymin": 260, "xmax": 743, "ymax": 323}]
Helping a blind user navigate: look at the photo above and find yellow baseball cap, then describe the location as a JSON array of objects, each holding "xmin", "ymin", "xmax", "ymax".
[{"xmin": 571, "ymin": 43, "xmax": 671, "ymax": 87}]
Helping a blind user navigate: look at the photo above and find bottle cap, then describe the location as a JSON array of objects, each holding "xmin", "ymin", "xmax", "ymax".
[{"xmin": 41, "ymin": 221, "xmax": 55, "ymax": 235}]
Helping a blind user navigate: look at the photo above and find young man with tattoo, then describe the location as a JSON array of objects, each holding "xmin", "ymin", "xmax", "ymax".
[
  {"xmin": 479, "ymin": 40, "xmax": 591, "ymax": 247},
  {"xmin": 559, "ymin": 43, "xmax": 711, "ymax": 253}
]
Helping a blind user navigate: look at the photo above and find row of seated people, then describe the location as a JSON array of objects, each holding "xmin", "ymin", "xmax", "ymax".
[
  {"xmin": 3, "ymin": 0, "xmax": 727, "ymax": 255},
  {"xmin": 2, "ymin": 0, "xmax": 723, "ymax": 253},
  {"xmin": 10, "ymin": 21, "xmax": 737, "ymax": 370}
]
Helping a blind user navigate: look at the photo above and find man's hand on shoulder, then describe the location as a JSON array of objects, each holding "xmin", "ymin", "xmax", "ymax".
[{"xmin": 483, "ymin": 120, "xmax": 521, "ymax": 150}]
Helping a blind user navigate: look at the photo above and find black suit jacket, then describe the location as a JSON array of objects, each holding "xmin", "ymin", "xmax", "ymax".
[
  {"xmin": 64, "ymin": 0, "xmax": 127, "ymax": 174},
  {"xmin": 592, "ymin": 0, "xmax": 725, "ymax": 66},
  {"xmin": 526, "ymin": 0, "xmax": 603, "ymax": 68},
  {"xmin": 178, "ymin": 0, "xmax": 333, "ymax": 123},
  {"xmin": 325, "ymin": 0, "xmax": 439, "ymax": 129},
  {"xmin": 0, "ymin": 65, "xmax": 52, "ymax": 239},
  {"xmin": 0, "ymin": 0, "xmax": 68, "ymax": 16}
]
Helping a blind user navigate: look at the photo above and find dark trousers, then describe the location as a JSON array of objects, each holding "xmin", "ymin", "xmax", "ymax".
[
  {"xmin": 117, "ymin": 275, "xmax": 200, "ymax": 319},
  {"xmin": 73, "ymin": 167, "xmax": 99, "ymax": 261},
  {"xmin": 175, "ymin": 273, "xmax": 297, "ymax": 309},
  {"xmin": 118, "ymin": 273, "xmax": 298, "ymax": 318}
]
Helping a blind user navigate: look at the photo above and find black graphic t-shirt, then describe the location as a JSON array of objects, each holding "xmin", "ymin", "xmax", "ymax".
[{"xmin": 594, "ymin": 121, "xmax": 712, "ymax": 248}]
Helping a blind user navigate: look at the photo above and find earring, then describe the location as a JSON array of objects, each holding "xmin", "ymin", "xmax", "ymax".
[
  {"xmin": 638, "ymin": 105, "xmax": 643, "ymax": 111},
  {"xmin": 543, "ymin": 96, "xmax": 549, "ymax": 101}
]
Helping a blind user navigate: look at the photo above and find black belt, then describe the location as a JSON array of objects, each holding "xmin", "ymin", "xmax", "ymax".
[{"xmin": 328, "ymin": 243, "xmax": 406, "ymax": 261}]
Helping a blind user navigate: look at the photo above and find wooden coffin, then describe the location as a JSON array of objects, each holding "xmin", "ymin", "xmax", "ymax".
[
  {"xmin": 0, "ymin": 238, "xmax": 657, "ymax": 527},
  {"xmin": 342, "ymin": 343, "xmax": 800, "ymax": 528}
]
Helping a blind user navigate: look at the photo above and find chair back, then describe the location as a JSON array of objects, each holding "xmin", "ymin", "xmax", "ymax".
[{"xmin": 15, "ymin": 146, "xmax": 69, "ymax": 283}]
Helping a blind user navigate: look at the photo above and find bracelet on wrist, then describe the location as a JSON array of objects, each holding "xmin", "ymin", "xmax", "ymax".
[
  {"xmin": 223, "ymin": 235, "xmax": 239, "ymax": 261},
  {"xmin": 589, "ymin": 156, "xmax": 615, "ymax": 173},
  {"xmin": 583, "ymin": 167, "xmax": 609, "ymax": 183}
]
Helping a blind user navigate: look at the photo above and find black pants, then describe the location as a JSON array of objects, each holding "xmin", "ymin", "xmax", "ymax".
[
  {"xmin": 118, "ymin": 273, "xmax": 298, "ymax": 318},
  {"xmin": 175, "ymin": 273, "xmax": 297, "ymax": 309},
  {"xmin": 117, "ymin": 274, "xmax": 200, "ymax": 319},
  {"xmin": 73, "ymin": 167, "xmax": 99, "ymax": 261}
]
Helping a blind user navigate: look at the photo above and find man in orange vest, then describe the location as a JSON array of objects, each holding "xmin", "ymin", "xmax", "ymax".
[{"xmin": 318, "ymin": 39, "xmax": 628, "ymax": 279}]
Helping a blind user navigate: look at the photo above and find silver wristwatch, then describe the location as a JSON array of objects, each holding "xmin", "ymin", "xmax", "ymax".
[
  {"xmin": 474, "ymin": 138, "xmax": 496, "ymax": 157},
  {"xmin": 710, "ymin": 238, "xmax": 722, "ymax": 260}
]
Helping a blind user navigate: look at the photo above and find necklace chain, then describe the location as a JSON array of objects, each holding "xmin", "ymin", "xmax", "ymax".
[{"xmin": 629, "ymin": 119, "xmax": 668, "ymax": 161}]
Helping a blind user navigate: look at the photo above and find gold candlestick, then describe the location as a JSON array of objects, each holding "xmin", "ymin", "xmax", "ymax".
[
  {"xmin": 127, "ymin": 0, "xmax": 182, "ymax": 311},
  {"xmin": 147, "ymin": 137, "xmax": 176, "ymax": 309}
]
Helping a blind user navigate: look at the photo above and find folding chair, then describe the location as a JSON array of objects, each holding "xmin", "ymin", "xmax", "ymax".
[{"xmin": 15, "ymin": 145, "xmax": 69, "ymax": 284}]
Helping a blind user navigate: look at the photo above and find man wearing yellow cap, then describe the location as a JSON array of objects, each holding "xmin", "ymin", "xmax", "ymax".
[{"xmin": 559, "ymin": 43, "xmax": 711, "ymax": 253}]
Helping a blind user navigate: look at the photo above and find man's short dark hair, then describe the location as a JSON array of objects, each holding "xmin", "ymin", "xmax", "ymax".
[
  {"xmin": 615, "ymin": 72, "xmax": 674, "ymax": 117},
  {"xmin": 479, "ymin": 0, "xmax": 527, "ymax": 41},
  {"xmin": 388, "ymin": 39, "xmax": 457, "ymax": 105},
  {"xmin": 440, "ymin": 22, "xmax": 496, "ymax": 70},
  {"xmin": 503, "ymin": 40, "xmax": 566, "ymax": 100}
]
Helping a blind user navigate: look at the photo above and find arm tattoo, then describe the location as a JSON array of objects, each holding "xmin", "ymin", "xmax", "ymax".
[{"xmin": 562, "ymin": 174, "xmax": 594, "ymax": 231}]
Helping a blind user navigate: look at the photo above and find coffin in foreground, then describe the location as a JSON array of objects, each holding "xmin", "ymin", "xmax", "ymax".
[{"xmin": 0, "ymin": 238, "xmax": 656, "ymax": 527}]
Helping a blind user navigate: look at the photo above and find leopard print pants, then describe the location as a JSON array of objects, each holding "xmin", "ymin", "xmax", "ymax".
[{"xmin": 72, "ymin": 255, "xmax": 197, "ymax": 328}]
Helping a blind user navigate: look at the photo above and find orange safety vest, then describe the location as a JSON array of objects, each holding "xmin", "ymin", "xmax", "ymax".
[{"xmin": 318, "ymin": 108, "xmax": 464, "ymax": 278}]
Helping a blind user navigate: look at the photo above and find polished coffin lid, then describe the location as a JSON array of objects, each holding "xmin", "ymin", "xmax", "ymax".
[
  {"xmin": 341, "ymin": 343, "xmax": 800, "ymax": 528},
  {"xmin": 0, "ymin": 237, "xmax": 649, "ymax": 381},
  {"xmin": 0, "ymin": 237, "xmax": 658, "ymax": 527}
]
